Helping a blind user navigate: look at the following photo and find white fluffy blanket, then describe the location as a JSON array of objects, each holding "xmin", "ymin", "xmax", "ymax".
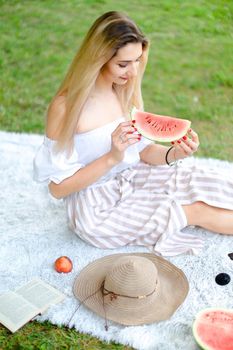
[{"xmin": 0, "ymin": 131, "xmax": 233, "ymax": 350}]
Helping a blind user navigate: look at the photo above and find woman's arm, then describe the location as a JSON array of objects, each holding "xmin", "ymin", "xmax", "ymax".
[
  {"xmin": 49, "ymin": 153, "xmax": 117, "ymax": 199},
  {"xmin": 46, "ymin": 97, "xmax": 139, "ymax": 199},
  {"xmin": 49, "ymin": 129, "xmax": 139, "ymax": 198},
  {"xmin": 46, "ymin": 97, "xmax": 118, "ymax": 198},
  {"xmin": 139, "ymin": 143, "xmax": 176, "ymax": 165}
]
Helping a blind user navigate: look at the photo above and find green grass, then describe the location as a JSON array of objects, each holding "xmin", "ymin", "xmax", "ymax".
[
  {"xmin": 1, "ymin": 0, "xmax": 233, "ymax": 161},
  {"xmin": 0, "ymin": 0, "xmax": 233, "ymax": 348},
  {"xmin": 0, "ymin": 320, "xmax": 133, "ymax": 350}
]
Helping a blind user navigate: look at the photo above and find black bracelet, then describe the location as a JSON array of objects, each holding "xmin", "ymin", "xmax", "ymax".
[{"xmin": 165, "ymin": 146, "xmax": 175, "ymax": 166}]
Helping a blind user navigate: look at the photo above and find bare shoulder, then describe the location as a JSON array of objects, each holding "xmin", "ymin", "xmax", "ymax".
[{"xmin": 46, "ymin": 95, "xmax": 66, "ymax": 140}]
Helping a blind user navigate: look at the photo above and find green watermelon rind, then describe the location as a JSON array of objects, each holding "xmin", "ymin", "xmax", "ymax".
[
  {"xmin": 131, "ymin": 107, "xmax": 191, "ymax": 143},
  {"xmin": 192, "ymin": 307, "xmax": 233, "ymax": 350}
]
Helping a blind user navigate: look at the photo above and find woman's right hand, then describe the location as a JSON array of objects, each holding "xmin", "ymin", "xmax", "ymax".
[{"xmin": 108, "ymin": 120, "xmax": 141, "ymax": 164}]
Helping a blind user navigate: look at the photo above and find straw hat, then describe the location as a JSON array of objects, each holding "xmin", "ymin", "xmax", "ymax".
[{"xmin": 73, "ymin": 253, "xmax": 189, "ymax": 326}]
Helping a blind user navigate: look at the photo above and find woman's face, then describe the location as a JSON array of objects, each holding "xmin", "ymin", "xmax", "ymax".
[{"xmin": 102, "ymin": 42, "xmax": 143, "ymax": 85}]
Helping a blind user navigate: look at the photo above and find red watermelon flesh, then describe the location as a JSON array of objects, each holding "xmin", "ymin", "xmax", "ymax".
[
  {"xmin": 193, "ymin": 308, "xmax": 233, "ymax": 350},
  {"xmin": 131, "ymin": 108, "xmax": 191, "ymax": 142}
]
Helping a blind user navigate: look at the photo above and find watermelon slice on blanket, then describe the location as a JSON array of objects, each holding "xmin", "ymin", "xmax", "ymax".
[
  {"xmin": 192, "ymin": 308, "xmax": 233, "ymax": 350},
  {"xmin": 131, "ymin": 107, "xmax": 191, "ymax": 142}
]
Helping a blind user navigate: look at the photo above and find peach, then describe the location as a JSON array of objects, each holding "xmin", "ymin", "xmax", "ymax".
[{"xmin": 54, "ymin": 256, "xmax": 73, "ymax": 273}]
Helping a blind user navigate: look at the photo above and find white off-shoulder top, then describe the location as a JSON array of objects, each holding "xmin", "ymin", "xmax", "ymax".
[{"xmin": 33, "ymin": 117, "xmax": 153, "ymax": 185}]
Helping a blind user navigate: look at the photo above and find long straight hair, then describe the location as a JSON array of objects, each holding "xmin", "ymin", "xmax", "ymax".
[{"xmin": 51, "ymin": 11, "xmax": 150, "ymax": 151}]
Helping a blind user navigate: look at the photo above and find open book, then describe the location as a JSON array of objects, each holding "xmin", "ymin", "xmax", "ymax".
[{"xmin": 0, "ymin": 278, "xmax": 66, "ymax": 333}]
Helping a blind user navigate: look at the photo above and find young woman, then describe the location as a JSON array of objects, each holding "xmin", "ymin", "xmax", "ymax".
[{"xmin": 33, "ymin": 11, "xmax": 233, "ymax": 257}]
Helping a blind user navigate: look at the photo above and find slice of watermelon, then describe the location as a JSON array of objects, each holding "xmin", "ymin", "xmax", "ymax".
[
  {"xmin": 131, "ymin": 107, "xmax": 191, "ymax": 142},
  {"xmin": 193, "ymin": 308, "xmax": 233, "ymax": 350}
]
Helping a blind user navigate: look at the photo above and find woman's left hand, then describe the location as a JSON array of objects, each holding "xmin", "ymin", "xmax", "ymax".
[{"xmin": 171, "ymin": 128, "xmax": 200, "ymax": 160}]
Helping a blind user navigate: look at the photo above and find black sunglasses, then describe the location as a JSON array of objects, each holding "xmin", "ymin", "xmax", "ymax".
[{"xmin": 215, "ymin": 253, "xmax": 233, "ymax": 286}]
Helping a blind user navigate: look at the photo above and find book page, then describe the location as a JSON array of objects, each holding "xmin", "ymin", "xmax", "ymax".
[
  {"xmin": 16, "ymin": 278, "xmax": 65, "ymax": 313},
  {"xmin": 0, "ymin": 291, "xmax": 39, "ymax": 333}
]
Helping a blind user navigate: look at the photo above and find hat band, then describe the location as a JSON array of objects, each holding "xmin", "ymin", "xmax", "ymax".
[
  {"xmin": 70, "ymin": 280, "xmax": 158, "ymax": 332},
  {"xmin": 101, "ymin": 281, "xmax": 158, "ymax": 330},
  {"xmin": 102, "ymin": 284, "xmax": 157, "ymax": 301}
]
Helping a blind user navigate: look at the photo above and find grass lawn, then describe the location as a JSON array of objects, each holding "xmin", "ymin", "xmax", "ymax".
[{"xmin": 0, "ymin": 0, "xmax": 233, "ymax": 349}]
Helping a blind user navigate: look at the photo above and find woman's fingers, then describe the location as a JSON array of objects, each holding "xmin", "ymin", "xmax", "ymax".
[
  {"xmin": 109, "ymin": 120, "xmax": 141, "ymax": 163},
  {"xmin": 118, "ymin": 121, "xmax": 139, "ymax": 135},
  {"xmin": 184, "ymin": 129, "xmax": 199, "ymax": 152},
  {"xmin": 174, "ymin": 140, "xmax": 194, "ymax": 156},
  {"xmin": 118, "ymin": 131, "xmax": 141, "ymax": 144},
  {"xmin": 113, "ymin": 121, "xmax": 141, "ymax": 145},
  {"xmin": 172, "ymin": 130, "xmax": 199, "ymax": 156},
  {"xmin": 187, "ymin": 128, "xmax": 199, "ymax": 146}
]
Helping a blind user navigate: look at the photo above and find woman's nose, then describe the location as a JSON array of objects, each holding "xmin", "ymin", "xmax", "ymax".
[{"xmin": 128, "ymin": 62, "xmax": 138, "ymax": 77}]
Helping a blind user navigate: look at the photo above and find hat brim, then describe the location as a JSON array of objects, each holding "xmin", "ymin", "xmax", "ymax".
[{"xmin": 73, "ymin": 253, "xmax": 189, "ymax": 326}]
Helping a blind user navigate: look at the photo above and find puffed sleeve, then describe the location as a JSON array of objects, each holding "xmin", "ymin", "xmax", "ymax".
[
  {"xmin": 33, "ymin": 136, "xmax": 84, "ymax": 184},
  {"xmin": 137, "ymin": 135, "xmax": 154, "ymax": 152}
]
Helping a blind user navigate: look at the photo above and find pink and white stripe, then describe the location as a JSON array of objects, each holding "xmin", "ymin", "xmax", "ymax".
[{"xmin": 65, "ymin": 161, "xmax": 233, "ymax": 257}]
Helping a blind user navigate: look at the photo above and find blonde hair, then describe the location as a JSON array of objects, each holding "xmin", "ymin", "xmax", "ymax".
[{"xmin": 51, "ymin": 11, "xmax": 150, "ymax": 151}]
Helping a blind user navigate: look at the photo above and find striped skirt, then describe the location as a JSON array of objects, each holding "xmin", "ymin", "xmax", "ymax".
[{"xmin": 65, "ymin": 160, "xmax": 233, "ymax": 257}]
